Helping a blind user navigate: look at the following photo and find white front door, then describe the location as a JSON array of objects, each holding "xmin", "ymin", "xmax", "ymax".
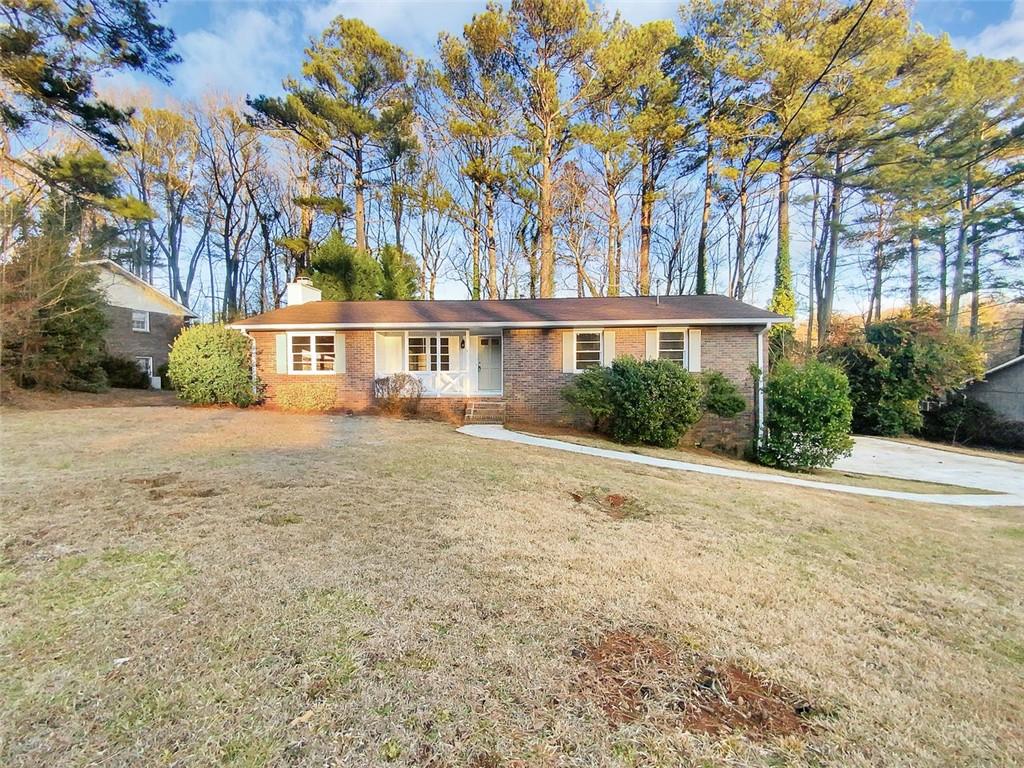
[{"xmin": 477, "ymin": 336, "xmax": 502, "ymax": 392}]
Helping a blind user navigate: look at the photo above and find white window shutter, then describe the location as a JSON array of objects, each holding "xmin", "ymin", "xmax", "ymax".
[
  {"xmin": 275, "ymin": 333, "xmax": 287, "ymax": 373},
  {"xmin": 335, "ymin": 332, "xmax": 346, "ymax": 373},
  {"xmin": 687, "ymin": 329, "xmax": 702, "ymax": 372},
  {"xmin": 645, "ymin": 330, "xmax": 658, "ymax": 361},
  {"xmin": 603, "ymin": 330, "xmax": 616, "ymax": 365},
  {"xmin": 562, "ymin": 331, "xmax": 575, "ymax": 373}
]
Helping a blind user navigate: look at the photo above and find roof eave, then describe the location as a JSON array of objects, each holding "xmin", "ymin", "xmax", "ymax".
[{"xmin": 228, "ymin": 317, "xmax": 783, "ymax": 331}]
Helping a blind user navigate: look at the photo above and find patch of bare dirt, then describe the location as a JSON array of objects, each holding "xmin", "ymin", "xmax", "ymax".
[
  {"xmin": 124, "ymin": 472, "xmax": 180, "ymax": 488},
  {"xmin": 569, "ymin": 489, "xmax": 648, "ymax": 520},
  {"xmin": 575, "ymin": 629, "xmax": 813, "ymax": 739}
]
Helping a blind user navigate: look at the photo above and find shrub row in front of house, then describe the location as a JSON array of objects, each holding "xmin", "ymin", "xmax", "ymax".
[{"xmin": 564, "ymin": 356, "xmax": 854, "ymax": 470}]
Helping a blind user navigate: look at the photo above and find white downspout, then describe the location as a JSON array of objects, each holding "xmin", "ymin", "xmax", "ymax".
[{"xmin": 755, "ymin": 324, "xmax": 768, "ymax": 451}]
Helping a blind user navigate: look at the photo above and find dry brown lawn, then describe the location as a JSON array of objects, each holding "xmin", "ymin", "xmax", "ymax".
[{"xmin": 1, "ymin": 405, "xmax": 1023, "ymax": 767}]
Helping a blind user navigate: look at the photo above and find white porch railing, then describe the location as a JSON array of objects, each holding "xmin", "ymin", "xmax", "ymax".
[{"xmin": 408, "ymin": 370, "xmax": 472, "ymax": 396}]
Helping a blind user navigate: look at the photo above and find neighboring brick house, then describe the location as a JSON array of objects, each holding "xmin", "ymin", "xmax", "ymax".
[
  {"xmin": 230, "ymin": 280, "xmax": 784, "ymax": 450},
  {"xmin": 83, "ymin": 260, "xmax": 196, "ymax": 385}
]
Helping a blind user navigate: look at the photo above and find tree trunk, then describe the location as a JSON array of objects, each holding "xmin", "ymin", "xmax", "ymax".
[
  {"xmin": 484, "ymin": 185, "xmax": 498, "ymax": 299},
  {"xmin": 353, "ymin": 144, "xmax": 367, "ymax": 252},
  {"xmin": 909, "ymin": 227, "xmax": 921, "ymax": 309},
  {"xmin": 391, "ymin": 164, "xmax": 403, "ymax": 250},
  {"xmin": 938, "ymin": 225, "xmax": 948, "ymax": 324},
  {"xmin": 470, "ymin": 183, "xmax": 482, "ymax": 300},
  {"xmin": 603, "ymin": 153, "xmax": 620, "ymax": 297},
  {"xmin": 951, "ymin": 178, "xmax": 971, "ymax": 330},
  {"xmin": 538, "ymin": 132, "xmax": 555, "ymax": 297},
  {"xmin": 638, "ymin": 152, "xmax": 653, "ymax": 295},
  {"xmin": 970, "ymin": 223, "xmax": 981, "ymax": 337},
  {"xmin": 734, "ymin": 188, "xmax": 748, "ymax": 301},
  {"xmin": 770, "ymin": 150, "xmax": 794, "ymax": 319},
  {"xmin": 817, "ymin": 157, "xmax": 842, "ymax": 345},
  {"xmin": 696, "ymin": 145, "xmax": 713, "ymax": 295}
]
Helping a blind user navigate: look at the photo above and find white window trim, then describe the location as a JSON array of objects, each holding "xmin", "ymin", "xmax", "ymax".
[
  {"xmin": 656, "ymin": 327, "xmax": 688, "ymax": 366},
  {"xmin": 286, "ymin": 331, "xmax": 337, "ymax": 375},
  {"xmin": 131, "ymin": 310, "xmax": 150, "ymax": 333},
  {"xmin": 573, "ymin": 329, "xmax": 604, "ymax": 373},
  {"xmin": 135, "ymin": 356, "xmax": 153, "ymax": 376}
]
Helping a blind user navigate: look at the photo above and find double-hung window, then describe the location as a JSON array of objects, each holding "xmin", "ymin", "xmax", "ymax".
[
  {"xmin": 131, "ymin": 310, "xmax": 150, "ymax": 332},
  {"xmin": 408, "ymin": 335, "xmax": 450, "ymax": 372},
  {"xmin": 657, "ymin": 330, "xmax": 686, "ymax": 365},
  {"xmin": 574, "ymin": 331, "xmax": 602, "ymax": 371},
  {"xmin": 289, "ymin": 334, "xmax": 335, "ymax": 373}
]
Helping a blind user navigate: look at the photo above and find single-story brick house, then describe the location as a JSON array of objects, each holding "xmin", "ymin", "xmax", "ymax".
[
  {"xmin": 229, "ymin": 280, "xmax": 785, "ymax": 450},
  {"xmin": 83, "ymin": 259, "xmax": 196, "ymax": 386}
]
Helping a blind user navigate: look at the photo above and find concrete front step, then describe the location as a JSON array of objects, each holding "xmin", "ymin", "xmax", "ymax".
[{"xmin": 464, "ymin": 400, "xmax": 506, "ymax": 424}]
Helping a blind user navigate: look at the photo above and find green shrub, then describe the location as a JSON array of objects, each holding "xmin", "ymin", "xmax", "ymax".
[
  {"xmin": 167, "ymin": 324, "xmax": 260, "ymax": 407},
  {"xmin": 760, "ymin": 360, "xmax": 854, "ymax": 470},
  {"xmin": 64, "ymin": 365, "xmax": 109, "ymax": 394},
  {"xmin": 275, "ymin": 382, "xmax": 337, "ymax": 412},
  {"xmin": 700, "ymin": 371, "xmax": 746, "ymax": 418},
  {"xmin": 100, "ymin": 355, "xmax": 151, "ymax": 389},
  {"xmin": 922, "ymin": 399, "xmax": 1024, "ymax": 450},
  {"xmin": 564, "ymin": 357, "xmax": 703, "ymax": 448},
  {"xmin": 823, "ymin": 310, "xmax": 984, "ymax": 436}
]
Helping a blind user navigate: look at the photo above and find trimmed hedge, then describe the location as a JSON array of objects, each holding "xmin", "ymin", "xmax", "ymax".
[
  {"xmin": 564, "ymin": 357, "xmax": 703, "ymax": 447},
  {"xmin": 759, "ymin": 360, "xmax": 854, "ymax": 470},
  {"xmin": 276, "ymin": 382, "xmax": 337, "ymax": 412},
  {"xmin": 167, "ymin": 324, "xmax": 261, "ymax": 407}
]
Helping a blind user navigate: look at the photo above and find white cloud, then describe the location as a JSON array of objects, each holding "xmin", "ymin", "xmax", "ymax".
[
  {"xmin": 956, "ymin": 0, "xmax": 1024, "ymax": 61},
  {"xmin": 303, "ymin": 1, "xmax": 479, "ymax": 58},
  {"xmin": 170, "ymin": 6, "xmax": 301, "ymax": 99}
]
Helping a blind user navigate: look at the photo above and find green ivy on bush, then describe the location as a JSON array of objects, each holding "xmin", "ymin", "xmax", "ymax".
[
  {"xmin": 564, "ymin": 357, "xmax": 703, "ymax": 448},
  {"xmin": 167, "ymin": 324, "xmax": 261, "ymax": 407},
  {"xmin": 759, "ymin": 360, "xmax": 854, "ymax": 470},
  {"xmin": 700, "ymin": 371, "xmax": 747, "ymax": 418}
]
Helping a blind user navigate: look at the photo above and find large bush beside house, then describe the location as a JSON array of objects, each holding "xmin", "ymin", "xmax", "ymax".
[
  {"xmin": 760, "ymin": 360, "xmax": 854, "ymax": 470},
  {"xmin": 823, "ymin": 310, "xmax": 983, "ymax": 436},
  {"xmin": 167, "ymin": 325, "xmax": 260, "ymax": 407},
  {"xmin": 564, "ymin": 357, "xmax": 704, "ymax": 447}
]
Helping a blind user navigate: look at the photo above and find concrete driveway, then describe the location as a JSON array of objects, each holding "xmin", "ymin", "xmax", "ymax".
[{"xmin": 834, "ymin": 436, "xmax": 1024, "ymax": 496}]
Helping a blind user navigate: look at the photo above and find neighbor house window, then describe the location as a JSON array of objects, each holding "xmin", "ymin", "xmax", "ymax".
[
  {"xmin": 574, "ymin": 331, "xmax": 602, "ymax": 371},
  {"xmin": 131, "ymin": 310, "xmax": 149, "ymax": 332},
  {"xmin": 408, "ymin": 336, "xmax": 450, "ymax": 372},
  {"xmin": 658, "ymin": 330, "xmax": 686, "ymax": 364},
  {"xmin": 136, "ymin": 357, "xmax": 153, "ymax": 377},
  {"xmin": 289, "ymin": 334, "xmax": 335, "ymax": 373}
]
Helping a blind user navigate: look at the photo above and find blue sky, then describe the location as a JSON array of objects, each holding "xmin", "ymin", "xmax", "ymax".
[{"xmin": 105, "ymin": 0, "xmax": 1024, "ymax": 101}]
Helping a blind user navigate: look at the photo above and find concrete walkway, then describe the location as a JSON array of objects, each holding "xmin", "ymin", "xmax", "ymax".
[{"xmin": 456, "ymin": 425, "xmax": 1024, "ymax": 508}]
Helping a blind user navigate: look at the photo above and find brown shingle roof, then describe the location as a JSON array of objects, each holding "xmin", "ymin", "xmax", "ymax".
[{"xmin": 230, "ymin": 295, "xmax": 786, "ymax": 329}]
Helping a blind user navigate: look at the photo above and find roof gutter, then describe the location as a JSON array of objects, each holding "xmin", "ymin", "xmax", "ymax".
[{"xmin": 227, "ymin": 318, "xmax": 781, "ymax": 331}]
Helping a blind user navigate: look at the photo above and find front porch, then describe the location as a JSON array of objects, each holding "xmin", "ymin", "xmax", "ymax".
[{"xmin": 374, "ymin": 330, "xmax": 503, "ymax": 398}]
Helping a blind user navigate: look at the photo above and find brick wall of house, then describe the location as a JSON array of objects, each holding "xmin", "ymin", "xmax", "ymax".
[
  {"xmin": 101, "ymin": 305, "xmax": 185, "ymax": 369},
  {"xmin": 251, "ymin": 324, "xmax": 765, "ymax": 449}
]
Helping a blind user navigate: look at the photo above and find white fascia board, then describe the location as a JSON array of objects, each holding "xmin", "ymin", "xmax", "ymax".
[
  {"xmin": 81, "ymin": 259, "xmax": 197, "ymax": 317},
  {"xmin": 228, "ymin": 318, "xmax": 780, "ymax": 331}
]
